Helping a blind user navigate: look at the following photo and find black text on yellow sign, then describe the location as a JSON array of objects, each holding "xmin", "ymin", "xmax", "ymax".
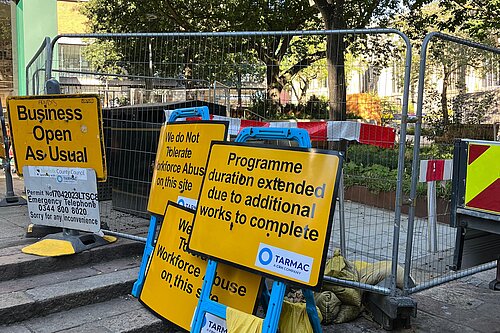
[
  {"xmin": 6, "ymin": 94, "xmax": 107, "ymax": 180},
  {"xmin": 188, "ymin": 142, "xmax": 343, "ymax": 290},
  {"xmin": 139, "ymin": 202, "xmax": 261, "ymax": 331},
  {"xmin": 147, "ymin": 121, "xmax": 228, "ymax": 215}
]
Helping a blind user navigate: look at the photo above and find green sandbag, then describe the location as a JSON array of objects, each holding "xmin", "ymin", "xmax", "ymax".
[
  {"xmin": 314, "ymin": 291, "xmax": 341, "ymax": 325},
  {"xmin": 322, "ymin": 249, "xmax": 362, "ymax": 307},
  {"xmin": 334, "ymin": 305, "xmax": 362, "ymax": 324},
  {"xmin": 359, "ymin": 260, "xmax": 406, "ymax": 289}
]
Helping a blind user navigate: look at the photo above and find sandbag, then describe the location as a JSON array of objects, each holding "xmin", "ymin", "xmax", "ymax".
[
  {"xmin": 334, "ymin": 305, "xmax": 362, "ymax": 324},
  {"xmin": 314, "ymin": 291, "xmax": 341, "ymax": 325},
  {"xmin": 359, "ymin": 260, "xmax": 405, "ymax": 289},
  {"xmin": 278, "ymin": 301, "xmax": 323, "ymax": 333},
  {"xmin": 353, "ymin": 260, "xmax": 370, "ymax": 272},
  {"xmin": 324, "ymin": 249, "xmax": 360, "ymax": 282},
  {"xmin": 226, "ymin": 307, "xmax": 263, "ymax": 333},
  {"xmin": 322, "ymin": 249, "xmax": 362, "ymax": 307}
]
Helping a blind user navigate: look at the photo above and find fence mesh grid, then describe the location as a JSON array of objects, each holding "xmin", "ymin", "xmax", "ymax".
[
  {"xmin": 24, "ymin": 31, "xmax": 412, "ymax": 292},
  {"xmin": 407, "ymin": 36, "xmax": 500, "ymax": 291},
  {"xmin": 26, "ymin": 38, "xmax": 51, "ymax": 96}
]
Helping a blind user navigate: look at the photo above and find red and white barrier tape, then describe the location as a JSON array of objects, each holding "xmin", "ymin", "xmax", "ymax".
[{"xmin": 165, "ymin": 110, "xmax": 396, "ymax": 148}]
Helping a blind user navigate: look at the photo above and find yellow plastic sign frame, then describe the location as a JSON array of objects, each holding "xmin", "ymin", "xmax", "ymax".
[
  {"xmin": 188, "ymin": 142, "xmax": 343, "ymax": 290},
  {"xmin": 6, "ymin": 94, "xmax": 107, "ymax": 180},
  {"xmin": 147, "ymin": 121, "xmax": 228, "ymax": 215},
  {"xmin": 139, "ymin": 202, "xmax": 262, "ymax": 331}
]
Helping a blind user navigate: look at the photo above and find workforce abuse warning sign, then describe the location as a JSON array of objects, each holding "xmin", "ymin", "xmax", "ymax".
[
  {"xmin": 6, "ymin": 94, "xmax": 106, "ymax": 180},
  {"xmin": 188, "ymin": 142, "xmax": 343, "ymax": 289},
  {"xmin": 139, "ymin": 203, "xmax": 261, "ymax": 331},
  {"xmin": 147, "ymin": 121, "xmax": 228, "ymax": 215},
  {"xmin": 23, "ymin": 166, "xmax": 100, "ymax": 233}
]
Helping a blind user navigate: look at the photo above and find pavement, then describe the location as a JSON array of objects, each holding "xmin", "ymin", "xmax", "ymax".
[{"xmin": 1, "ymin": 171, "xmax": 500, "ymax": 333}]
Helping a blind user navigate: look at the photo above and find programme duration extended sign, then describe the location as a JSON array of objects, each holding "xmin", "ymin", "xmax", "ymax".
[
  {"xmin": 7, "ymin": 94, "xmax": 106, "ymax": 180},
  {"xmin": 23, "ymin": 166, "xmax": 100, "ymax": 233},
  {"xmin": 147, "ymin": 121, "xmax": 228, "ymax": 215},
  {"xmin": 139, "ymin": 202, "xmax": 261, "ymax": 331},
  {"xmin": 188, "ymin": 142, "xmax": 343, "ymax": 289}
]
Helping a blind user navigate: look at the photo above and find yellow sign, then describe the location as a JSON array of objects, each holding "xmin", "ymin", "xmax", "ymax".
[
  {"xmin": 6, "ymin": 94, "xmax": 107, "ymax": 180},
  {"xmin": 147, "ymin": 121, "xmax": 228, "ymax": 215},
  {"xmin": 465, "ymin": 141, "xmax": 500, "ymax": 215},
  {"xmin": 139, "ymin": 202, "xmax": 261, "ymax": 330},
  {"xmin": 188, "ymin": 142, "xmax": 342, "ymax": 289}
]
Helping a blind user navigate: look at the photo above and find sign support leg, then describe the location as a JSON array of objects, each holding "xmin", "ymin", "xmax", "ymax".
[
  {"xmin": 132, "ymin": 215, "xmax": 158, "ymax": 297},
  {"xmin": 427, "ymin": 181, "xmax": 438, "ymax": 253}
]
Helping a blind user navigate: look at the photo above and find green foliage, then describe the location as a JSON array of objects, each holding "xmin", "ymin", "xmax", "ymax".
[
  {"xmin": 419, "ymin": 144, "xmax": 453, "ymax": 160},
  {"xmin": 452, "ymin": 91, "xmax": 495, "ymax": 124},
  {"xmin": 344, "ymin": 162, "xmax": 399, "ymax": 193},
  {"xmin": 249, "ymin": 94, "xmax": 330, "ymax": 120},
  {"xmin": 379, "ymin": 98, "xmax": 400, "ymax": 125},
  {"xmin": 422, "ymin": 89, "xmax": 447, "ymax": 139},
  {"xmin": 248, "ymin": 92, "xmax": 280, "ymax": 120},
  {"xmin": 344, "ymin": 143, "xmax": 452, "ymax": 199},
  {"xmin": 300, "ymin": 95, "xmax": 329, "ymax": 119},
  {"xmin": 347, "ymin": 144, "xmax": 401, "ymax": 170},
  {"xmin": 437, "ymin": 0, "xmax": 500, "ymax": 40},
  {"xmin": 81, "ymin": 40, "xmax": 126, "ymax": 76}
]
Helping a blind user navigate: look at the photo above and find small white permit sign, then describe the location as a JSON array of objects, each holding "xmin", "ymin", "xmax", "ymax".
[{"xmin": 23, "ymin": 166, "xmax": 100, "ymax": 233}]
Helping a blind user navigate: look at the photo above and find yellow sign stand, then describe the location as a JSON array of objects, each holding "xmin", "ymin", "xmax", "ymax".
[
  {"xmin": 6, "ymin": 94, "xmax": 107, "ymax": 180},
  {"xmin": 140, "ymin": 202, "xmax": 262, "ymax": 331},
  {"xmin": 147, "ymin": 121, "xmax": 228, "ymax": 215},
  {"xmin": 189, "ymin": 142, "xmax": 342, "ymax": 289}
]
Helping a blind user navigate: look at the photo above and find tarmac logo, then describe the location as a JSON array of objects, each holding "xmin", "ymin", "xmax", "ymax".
[
  {"xmin": 201, "ymin": 313, "xmax": 227, "ymax": 333},
  {"xmin": 177, "ymin": 196, "xmax": 198, "ymax": 210},
  {"xmin": 255, "ymin": 243, "xmax": 313, "ymax": 283}
]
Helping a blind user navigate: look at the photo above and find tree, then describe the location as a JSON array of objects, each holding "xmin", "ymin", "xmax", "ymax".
[
  {"xmin": 82, "ymin": 0, "xmax": 323, "ymax": 111},
  {"xmin": 395, "ymin": 2, "xmax": 497, "ymax": 134},
  {"xmin": 312, "ymin": 0, "xmax": 401, "ymax": 120}
]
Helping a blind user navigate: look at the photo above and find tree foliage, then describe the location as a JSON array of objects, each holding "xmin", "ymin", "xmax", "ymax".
[
  {"xmin": 82, "ymin": 0, "xmax": 324, "ymax": 111},
  {"xmin": 436, "ymin": 0, "xmax": 500, "ymax": 40}
]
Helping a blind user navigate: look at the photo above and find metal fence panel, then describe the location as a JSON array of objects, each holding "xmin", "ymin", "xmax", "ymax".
[
  {"xmin": 25, "ymin": 30, "xmax": 412, "ymax": 294},
  {"xmin": 26, "ymin": 37, "xmax": 51, "ymax": 95},
  {"xmin": 405, "ymin": 32, "xmax": 500, "ymax": 293}
]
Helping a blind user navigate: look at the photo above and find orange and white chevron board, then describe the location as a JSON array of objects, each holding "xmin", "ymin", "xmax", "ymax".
[{"xmin": 465, "ymin": 141, "xmax": 500, "ymax": 215}]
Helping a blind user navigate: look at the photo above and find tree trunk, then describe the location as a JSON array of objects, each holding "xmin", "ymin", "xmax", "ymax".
[
  {"xmin": 266, "ymin": 60, "xmax": 282, "ymax": 103},
  {"xmin": 325, "ymin": 25, "xmax": 347, "ymax": 121}
]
